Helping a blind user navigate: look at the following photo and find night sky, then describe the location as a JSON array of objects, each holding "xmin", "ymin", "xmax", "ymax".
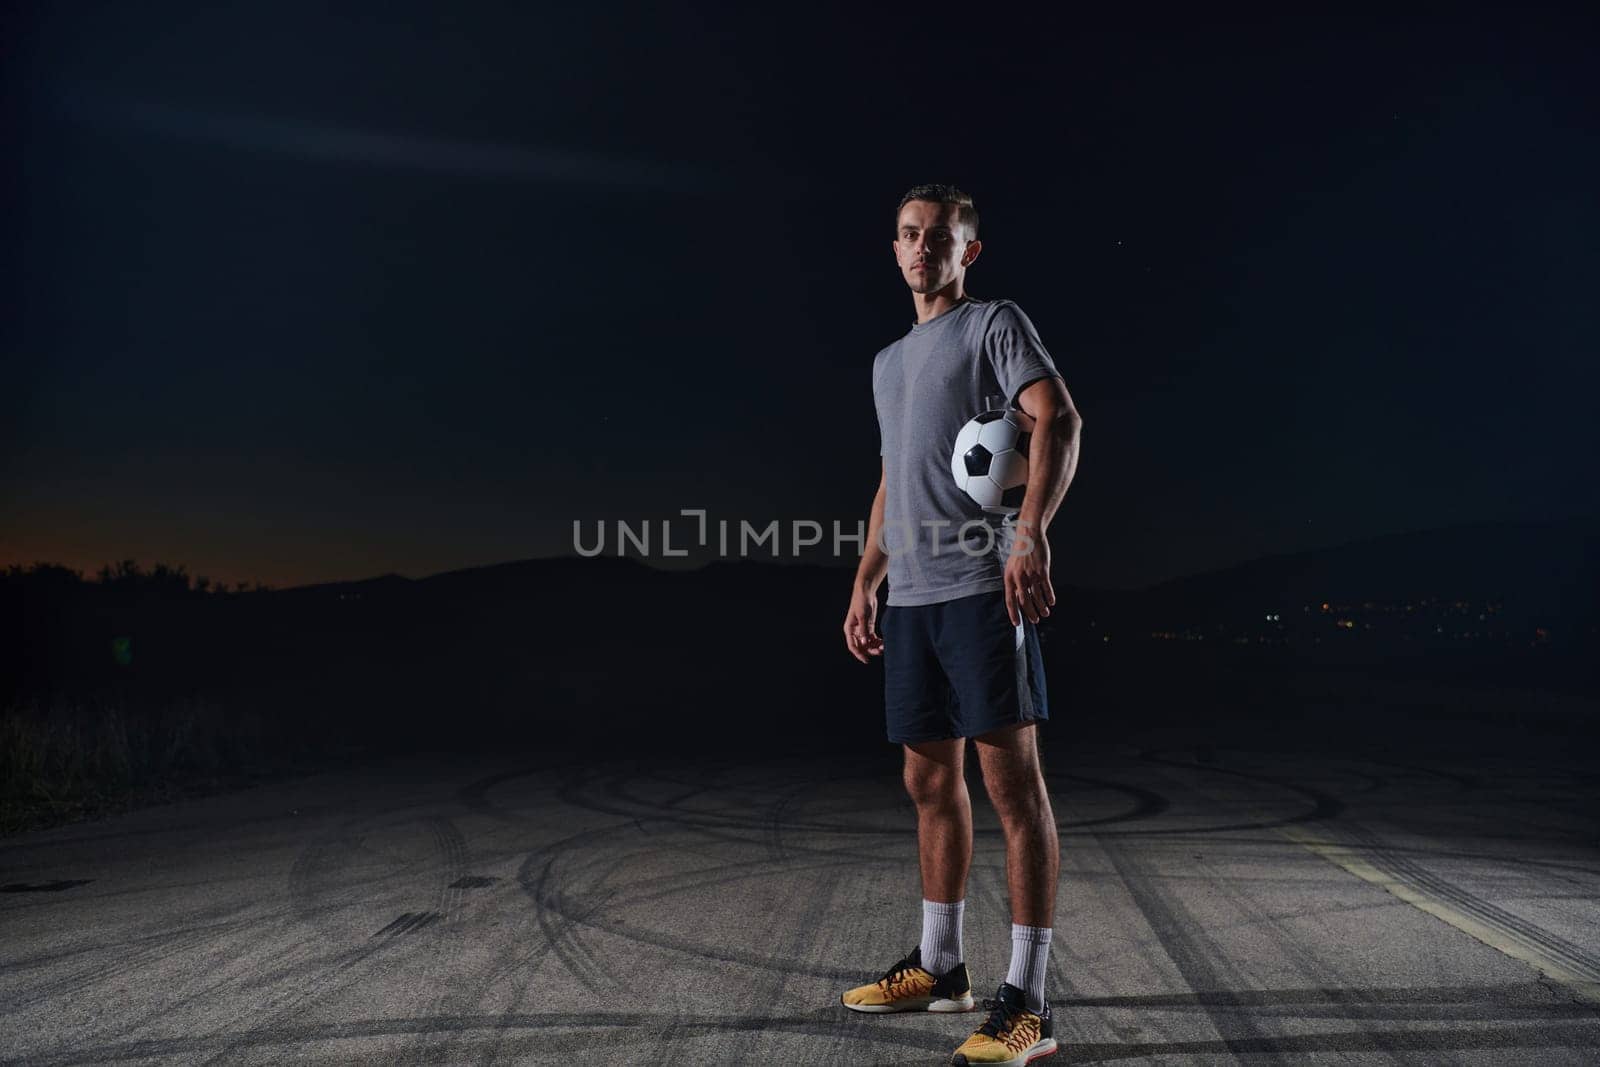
[{"xmin": 8, "ymin": 5, "xmax": 1598, "ymax": 591}]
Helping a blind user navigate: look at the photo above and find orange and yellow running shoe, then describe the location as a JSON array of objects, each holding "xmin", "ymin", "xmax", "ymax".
[
  {"xmin": 840, "ymin": 946, "xmax": 976, "ymax": 1013},
  {"xmin": 950, "ymin": 982, "xmax": 1057, "ymax": 1065}
]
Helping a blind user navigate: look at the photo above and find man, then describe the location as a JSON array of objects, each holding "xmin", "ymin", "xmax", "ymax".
[{"xmin": 840, "ymin": 184, "xmax": 1083, "ymax": 1067}]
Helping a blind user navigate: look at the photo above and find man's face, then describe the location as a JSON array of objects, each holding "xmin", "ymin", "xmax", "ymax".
[{"xmin": 893, "ymin": 200, "xmax": 979, "ymax": 294}]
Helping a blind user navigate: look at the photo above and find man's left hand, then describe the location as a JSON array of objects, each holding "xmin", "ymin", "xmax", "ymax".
[{"xmin": 1004, "ymin": 522, "xmax": 1054, "ymax": 626}]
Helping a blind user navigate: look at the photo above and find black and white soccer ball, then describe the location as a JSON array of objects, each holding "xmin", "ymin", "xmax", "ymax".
[{"xmin": 951, "ymin": 407, "xmax": 1033, "ymax": 514}]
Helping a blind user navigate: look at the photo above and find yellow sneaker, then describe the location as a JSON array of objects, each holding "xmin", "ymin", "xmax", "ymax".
[
  {"xmin": 950, "ymin": 982, "xmax": 1057, "ymax": 1065},
  {"xmin": 840, "ymin": 946, "xmax": 976, "ymax": 1013}
]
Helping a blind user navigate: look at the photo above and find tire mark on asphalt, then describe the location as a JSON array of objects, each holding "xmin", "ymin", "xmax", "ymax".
[
  {"xmin": 195, "ymin": 811, "xmax": 471, "ymax": 1065},
  {"xmin": 1095, "ymin": 830, "xmax": 1292, "ymax": 1066},
  {"xmin": 395, "ymin": 815, "xmax": 472, "ymax": 1067},
  {"xmin": 520, "ymin": 823, "xmax": 642, "ymax": 996},
  {"xmin": 1050, "ymin": 772, "xmax": 1171, "ymax": 828},
  {"xmin": 1140, "ymin": 748, "xmax": 1346, "ymax": 826},
  {"xmin": 1150, "ymin": 748, "xmax": 1600, "ymax": 1006},
  {"xmin": 1209, "ymin": 852, "xmax": 1431, "ymax": 1063},
  {"xmin": 10, "ymin": 1007, "xmax": 957, "ymax": 1065},
  {"xmin": 697, "ymin": 773, "xmax": 843, "ymax": 1063},
  {"xmin": 1312, "ymin": 820, "xmax": 1600, "ymax": 999},
  {"xmin": 6, "ymin": 915, "xmax": 257, "ymax": 1013},
  {"xmin": 510, "ymin": 819, "xmax": 881, "ymax": 983}
]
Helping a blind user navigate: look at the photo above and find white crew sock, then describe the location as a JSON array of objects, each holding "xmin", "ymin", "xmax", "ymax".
[
  {"xmin": 919, "ymin": 899, "xmax": 965, "ymax": 976},
  {"xmin": 1005, "ymin": 924, "xmax": 1052, "ymax": 1012}
]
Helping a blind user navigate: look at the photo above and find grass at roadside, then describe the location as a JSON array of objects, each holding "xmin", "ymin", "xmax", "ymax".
[{"xmin": 0, "ymin": 695, "xmax": 324, "ymax": 835}]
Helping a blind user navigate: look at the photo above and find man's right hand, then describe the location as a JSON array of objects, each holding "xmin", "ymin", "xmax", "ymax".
[{"xmin": 843, "ymin": 587, "xmax": 884, "ymax": 663}]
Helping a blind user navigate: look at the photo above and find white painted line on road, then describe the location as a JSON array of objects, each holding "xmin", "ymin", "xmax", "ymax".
[{"xmin": 1280, "ymin": 825, "xmax": 1600, "ymax": 1006}]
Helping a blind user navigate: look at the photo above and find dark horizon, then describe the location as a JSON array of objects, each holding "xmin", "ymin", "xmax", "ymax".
[{"xmin": 10, "ymin": 512, "xmax": 1597, "ymax": 600}]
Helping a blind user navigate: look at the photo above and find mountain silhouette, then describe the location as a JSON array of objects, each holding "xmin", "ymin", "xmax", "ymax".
[{"xmin": 6, "ymin": 518, "xmax": 1593, "ymax": 758}]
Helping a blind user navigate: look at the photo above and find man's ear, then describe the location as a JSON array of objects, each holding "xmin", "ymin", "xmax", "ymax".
[{"xmin": 961, "ymin": 239, "xmax": 983, "ymax": 267}]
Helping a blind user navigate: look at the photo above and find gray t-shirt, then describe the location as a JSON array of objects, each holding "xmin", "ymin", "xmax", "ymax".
[{"xmin": 872, "ymin": 297, "xmax": 1063, "ymax": 607}]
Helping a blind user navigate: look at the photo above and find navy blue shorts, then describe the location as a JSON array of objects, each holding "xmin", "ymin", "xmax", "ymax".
[{"xmin": 881, "ymin": 589, "xmax": 1050, "ymax": 744}]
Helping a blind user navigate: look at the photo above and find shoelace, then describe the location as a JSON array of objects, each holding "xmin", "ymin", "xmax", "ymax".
[
  {"xmin": 975, "ymin": 995, "xmax": 1025, "ymax": 1038},
  {"xmin": 878, "ymin": 953, "xmax": 920, "ymax": 987}
]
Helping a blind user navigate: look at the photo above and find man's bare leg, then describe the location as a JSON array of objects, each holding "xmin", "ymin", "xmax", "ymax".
[
  {"xmin": 974, "ymin": 721, "xmax": 1058, "ymax": 1012},
  {"xmin": 904, "ymin": 738, "xmax": 972, "ymax": 902},
  {"xmin": 840, "ymin": 738, "xmax": 978, "ymax": 1012},
  {"xmin": 904, "ymin": 738, "xmax": 972, "ymax": 976}
]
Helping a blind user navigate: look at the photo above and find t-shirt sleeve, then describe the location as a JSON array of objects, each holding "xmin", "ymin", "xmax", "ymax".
[{"xmin": 983, "ymin": 301, "xmax": 1062, "ymax": 409}]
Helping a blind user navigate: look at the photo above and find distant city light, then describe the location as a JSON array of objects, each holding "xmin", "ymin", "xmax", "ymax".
[{"xmin": 1135, "ymin": 594, "xmax": 1554, "ymax": 650}]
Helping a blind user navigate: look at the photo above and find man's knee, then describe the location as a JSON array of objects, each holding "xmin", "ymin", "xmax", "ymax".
[
  {"xmin": 980, "ymin": 762, "xmax": 1049, "ymax": 825},
  {"xmin": 904, "ymin": 757, "xmax": 965, "ymax": 811}
]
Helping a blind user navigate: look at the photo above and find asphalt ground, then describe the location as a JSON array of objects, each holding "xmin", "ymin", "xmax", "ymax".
[{"xmin": 3, "ymin": 743, "xmax": 1599, "ymax": 1064}]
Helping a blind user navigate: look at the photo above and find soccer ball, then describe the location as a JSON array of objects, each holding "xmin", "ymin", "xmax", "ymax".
[{"xmin": 951, "ymin": 406, "xmax": 1033, "ymax": 514}]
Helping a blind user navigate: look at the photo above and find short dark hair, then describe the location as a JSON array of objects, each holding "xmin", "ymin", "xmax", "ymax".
[{"xmin": 896, "ymin": 183, "xmax": 979, "ymax": 242}]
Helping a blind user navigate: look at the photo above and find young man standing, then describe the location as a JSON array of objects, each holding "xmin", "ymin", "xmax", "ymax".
[{"xmin": 840, "ymin": 184, "xmax": 1083, "ymax": 1067}]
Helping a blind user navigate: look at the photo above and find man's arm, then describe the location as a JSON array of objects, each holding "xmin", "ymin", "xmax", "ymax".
[
  {"xmin": 844, "ymin": 461, "xmax": 888, "ymax": 662},
  {"xmin": 1007, "ymin": 377, "xmax": 1083, "ymax": 625},
  {"xmin": 1015, "ymin": 377, "xmax": 1082, "ymax": 536},
  {"xmin": 855, "ymin": 461, "xmax": 889, "ymax": 594}
]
